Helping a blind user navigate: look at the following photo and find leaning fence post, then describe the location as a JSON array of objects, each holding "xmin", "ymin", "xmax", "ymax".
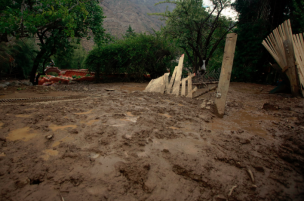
[{"xmin": 214, "ymin": 33, "xmax": 238, "ymax": 118}]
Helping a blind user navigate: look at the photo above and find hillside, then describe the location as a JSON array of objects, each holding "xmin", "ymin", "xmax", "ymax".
[{"xmin": 81, "ymin": 0, "xmax": 175, "ymax": 51}]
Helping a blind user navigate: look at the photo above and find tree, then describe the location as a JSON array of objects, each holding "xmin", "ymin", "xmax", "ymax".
[
  {"xmin": 232, "ymin": 0, "xmax": 304, "ymax": 83},
  {"xmin": 151, "ymin": 0, "xmax": 236, "ymax": 73},
  {"xmin": 124, "ymin": 25, "xmax": 136, "ymax": 38},
  {"xmin": 0, "ymin": 0, "xmax": 110, "ymax": 84}
]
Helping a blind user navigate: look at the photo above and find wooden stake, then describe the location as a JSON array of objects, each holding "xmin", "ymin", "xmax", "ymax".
[{"xmin": 214, "ymin": 33, "xmax": 238, "ymax": 117}]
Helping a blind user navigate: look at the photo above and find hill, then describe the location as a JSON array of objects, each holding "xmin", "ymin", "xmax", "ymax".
[{"xmin": 81, "ymin": 0, "xmax": 175, "ymax": 51}]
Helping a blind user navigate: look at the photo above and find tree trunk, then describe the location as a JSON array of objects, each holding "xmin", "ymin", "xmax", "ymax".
[{"xmin": 30, "ymin": 49, "xmax": 46, "ymax": 85}]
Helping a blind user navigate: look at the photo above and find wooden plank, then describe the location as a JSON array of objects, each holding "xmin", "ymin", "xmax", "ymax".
[
  {"xmin": 292, "ymin": 33, "xmax": 304, "ymax": 96},
  {"xmin": 166, "ymin": 67, "xmax": 177, "ymax": 94},
  {"xmin": 181, "ymin": 78, "xmax": 187, "ymax": 96},
  {"xmin": 171, "ymin": 55, "xmax": 185, "ymax": 95},
  {"xmin": 283, "ymin": 21, "xmax": 299, "ymax": 96},
  {"xmin": 144, "ymin": 75, "xmax": 165, "ymax": 93},
  {"xmin": 214, "ymin": 33, "xmax": 238, "ymax": 117},
  {"xmin": 162, "ymin": 73, "xmax": 170, "ymax": 94},
  {"xmin": 186, "ymin": 73, "xmax": 195, "ymax": 98}
]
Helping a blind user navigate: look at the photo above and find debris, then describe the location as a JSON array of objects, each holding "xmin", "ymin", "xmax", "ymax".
[
  {"xmin": 228, "ymin": 185, "xmax": 237, "ymax": 197},
  {"xmin": 262, "ymin": 19, "xmax": 300, "ymax": 96},
  {"xmin": 45, "ymin": 134, "xmax": 53, "ymax": 140},
  {"xmin": 247, "ymin": 168, "xmax": 255, "ymax": 183}
]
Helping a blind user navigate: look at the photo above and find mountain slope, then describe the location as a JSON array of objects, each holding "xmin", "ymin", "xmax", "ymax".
[{"xmin": 81, "ymin": 0, "xmax": 175, "ymax": 51}]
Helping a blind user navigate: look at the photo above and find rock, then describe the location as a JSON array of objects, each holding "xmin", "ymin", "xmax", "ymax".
[
  {"xmin": 200, "ymin": 100, "xmax": 207, "ymax": 108},
  {"xmin": 69, "ymin": 81, "xmax": 77, "ymax": 84},
  {"xmin": 45, "ymin": 134, "xmax": 53, "ymax": 140},
  {"xmin": 10, "ymin": 81, "xmax": 21, "ymax": 86},
  {"xmin": 20, "ymin": 81, "xmax": 32, "ymax": 86},
  {"xmin": 83, "ymin": 87, "xmax": 88, "ymax": 91},
  {"xmin": 0, "ymin": 152, "xmax": 5, "ymax": 157},
  {"xmin": 206, "ymin": 106, "xmax": 211, "ymax": 110},
  {"xmin": 0, "ymin": 84, "xmax": 6, "ymax": 88}
]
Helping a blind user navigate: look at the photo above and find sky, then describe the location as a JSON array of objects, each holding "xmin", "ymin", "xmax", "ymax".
[{"xmin": 203, "ymin": 0, "xmax": 238, "ymax": 20}]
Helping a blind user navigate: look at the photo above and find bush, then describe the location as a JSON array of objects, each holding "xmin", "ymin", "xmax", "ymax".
[
  {"xmin": 85, "ymin": 33, "xmax": 179, "ymax": 81},
  {"xmin": 0, "ymin": 38, "xmax": 37, "ymax": 79}
]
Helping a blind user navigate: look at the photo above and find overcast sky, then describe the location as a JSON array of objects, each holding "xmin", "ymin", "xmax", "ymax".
[{"xmin": 203, "ymin": 0, "xmax": 238, "ymax": 20}]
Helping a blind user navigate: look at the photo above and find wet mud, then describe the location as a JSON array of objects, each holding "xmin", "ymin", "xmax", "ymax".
[{"xmin": 0, "ymin": 82, "xmax": 303, "ymax": 201}]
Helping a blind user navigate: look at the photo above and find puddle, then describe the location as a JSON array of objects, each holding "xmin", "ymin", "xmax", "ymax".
[
  {"xmin": 52, "ymin": 136, "xmax": 74, "ymax": 147},
  {"xmin": 0, "ymin": 122, "xmax": 3, "ymax": 129},
  {"xmin": 16, "ymin": 114, "xmax": 31, "ymax": 118},
  {"xmin": 6, "ymin": 127, "xmax": 37, "ymax": 141},
  {"xmin": 41, "ymin": 149, "xmax": 59, "ymax": 160},
  {"xmin": 158, "ymin": 113, "xmax": 172, "ymax": 118},
  {"xmin": 210, "ymin": 110, "xmax": 277, "ymax": 138},
  {"xmin": 49, "ymin": 124, "xmax": 77, "ymax": 131},
  {"xmin": 75, "ymin": 109, "xmax": 93, "ymax": 115}
]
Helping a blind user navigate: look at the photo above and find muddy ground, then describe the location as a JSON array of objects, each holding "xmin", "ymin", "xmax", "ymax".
[{"xmin": 0, "ymin": 82, "xmax": 303, "ymax": 201}]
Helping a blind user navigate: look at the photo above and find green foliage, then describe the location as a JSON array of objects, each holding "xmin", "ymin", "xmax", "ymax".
[
  {"xmin": 0, "ymin": 38, "xmax": 37, "ymax": 79},
  {"xmin": 151, "ymin": 0, "xmax": 236, "ymax": 72},
  {"xmin": 231, "ymin": 0, "xmax": 303, "ymax": 83},
  {"xmin": 85, "ymin": 33, "xmax": 179, "ymax": 80},
  {"xmin": 53, "ymin": 40, "xmax": 87, "ymax": 69},
  {"xmin": 0, "ymin": 0, "xmax": 110, "ymax": 84},
  {"xmin": 124, "ymin": 25, "xmax": 136, "ymax": 38}
]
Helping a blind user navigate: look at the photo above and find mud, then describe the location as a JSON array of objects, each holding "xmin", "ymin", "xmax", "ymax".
[{"xmin": 0, "ymin": 82, "xmax": 304, "ymax": 201}]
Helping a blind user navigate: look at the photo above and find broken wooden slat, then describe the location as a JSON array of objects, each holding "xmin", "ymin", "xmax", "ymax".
[
  {"xmin": 292, "ymin": 33, "xmax": 304, "ymax": 96},
  {"xmin": 186, "ymin": 73, "xmax": 195, "ymax": 98},
  {"xmin": 262, "ymin": 19, "xmax": 300, "ymax": 96},
  {"xmin": 181, "ymin": 78, "xmax": 187, "ymax": 96},
  {"xmin": 166, "ymin": 67, "xmax": 177, "ymax": 94},
  {"xmin": 171, "ymin": 55, "xmax": 185, "ymax": 95},
  {"xmin": 215, "ymin": 33, "xmax": 238, "ymax": 117}
]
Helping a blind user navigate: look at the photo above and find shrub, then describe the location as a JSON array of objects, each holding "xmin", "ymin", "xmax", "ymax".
[{"xmin": 85, "ymin": 33, "xmax": 179, "ymax": 81}]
